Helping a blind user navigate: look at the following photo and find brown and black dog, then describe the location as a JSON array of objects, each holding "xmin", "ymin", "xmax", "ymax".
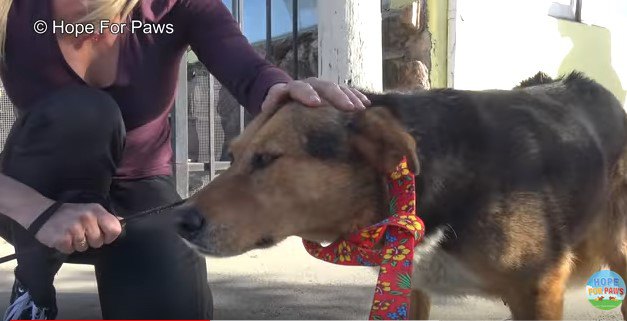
[{"xmin": 174, "ymin": 71, "xmax": 627, "ymax": 320}]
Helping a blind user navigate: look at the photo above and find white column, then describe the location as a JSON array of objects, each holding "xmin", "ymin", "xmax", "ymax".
[
  {"xmin": 173, "ymin": 52, "xmax": 189, "ymax": 198},
  {"xmin": 317, "ymin": 0, "xmax": 383, "ymax": 92}
]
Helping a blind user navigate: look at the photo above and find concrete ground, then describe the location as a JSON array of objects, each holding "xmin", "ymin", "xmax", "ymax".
[{"xmin": 0, "ymin": 237, "xmax": 622, "ymax": 320}]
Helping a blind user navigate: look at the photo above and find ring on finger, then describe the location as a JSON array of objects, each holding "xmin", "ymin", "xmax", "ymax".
[{"xmin": 76, "ymin": 238, "xmax": 87, "ymax": 249}]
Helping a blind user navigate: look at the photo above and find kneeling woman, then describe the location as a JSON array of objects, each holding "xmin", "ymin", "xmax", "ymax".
[{"xmin": 0, "ymin": 0, "xmax": 369, "ymax": 319}]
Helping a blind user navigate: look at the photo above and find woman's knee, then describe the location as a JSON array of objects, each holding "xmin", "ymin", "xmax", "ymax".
[
  {"xmin": 0, "ymin": 86, "xmax": 126, "ymax": 197},
  {"xmin": 31, "ymin": 85, "xmax": 125, "ymax": 142}
]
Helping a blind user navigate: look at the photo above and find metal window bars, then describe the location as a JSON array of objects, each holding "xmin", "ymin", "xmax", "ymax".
[
  {"xmin": 172, "ymin": 0, "xmax": 302, "ymax": 198},
  {"xmin": 0, "ymin": 86, "xmax": 17, "ymax": 151}
]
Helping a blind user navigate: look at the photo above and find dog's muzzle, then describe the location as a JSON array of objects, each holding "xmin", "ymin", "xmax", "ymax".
[{"xmin": 172, "ymin": 205, "xmax": 207, "ymax": 241}]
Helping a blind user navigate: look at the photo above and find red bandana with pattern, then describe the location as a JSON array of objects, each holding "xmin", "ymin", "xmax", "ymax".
[{"xmin": 303, "ymin": 157, "xmax": 425, "ymax": 320}]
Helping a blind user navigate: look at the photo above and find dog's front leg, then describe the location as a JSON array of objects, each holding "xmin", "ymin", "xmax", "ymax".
[{"xmin": 409, "ymin": 289, "xmax": 431, "ymax": 320}]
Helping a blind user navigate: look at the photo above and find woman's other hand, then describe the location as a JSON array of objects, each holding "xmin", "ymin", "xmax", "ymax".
[
  {"xmin": 0, "ymin": 173, "xmax": 123, "ymax": 254},
  {"xmin": 34, "ymin": 202, "xmax": 123, "ymax": 254},
  {"xmin": 261, "ymin": 77, "xmax": 371, "ymax": 112}
]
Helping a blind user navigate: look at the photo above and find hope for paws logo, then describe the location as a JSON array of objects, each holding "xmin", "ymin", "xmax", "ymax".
[{"xmin": 586, "ymin": 270, "xmax": 625, "ymax": 310}]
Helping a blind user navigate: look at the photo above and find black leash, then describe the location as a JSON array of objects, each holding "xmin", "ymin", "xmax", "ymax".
[
  {"xmin": 0, "ymin": 198, "xmax": 188, "ymax": 264},
  {"xmin": 119, "ymin": 198, "xmax": 187, "ymax": 226}
]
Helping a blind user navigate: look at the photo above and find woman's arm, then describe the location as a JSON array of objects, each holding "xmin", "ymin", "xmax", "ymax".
[
  {"xmin": 178, "ymin": 0, "xmax": 292, "ymax": 116},
  {"xmin": 0, "ymin": 172, "xmax": 56, "ymax": 228},
  {"xmin": 0, "ymin": 173, "xmax": 122, "ymax": 253}
]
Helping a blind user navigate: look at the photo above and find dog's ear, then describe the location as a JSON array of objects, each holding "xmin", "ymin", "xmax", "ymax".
[{"xmin": 346, "ymin": 107, "xmax": 419, "ymax": 174}]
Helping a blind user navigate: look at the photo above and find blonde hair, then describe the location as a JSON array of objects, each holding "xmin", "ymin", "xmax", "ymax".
[
  {"xmin": 0, "ymin": 0, "xmax": 140, "ymax": 61},
  {"xmin": 0, "ymin": 0, "xmax": 12, "ymax": 61}
]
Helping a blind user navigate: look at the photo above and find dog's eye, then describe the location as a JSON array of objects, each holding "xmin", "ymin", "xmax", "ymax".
[{"xmin": 251, "ymin": 153, "xmax": 280, "ymax": 170}]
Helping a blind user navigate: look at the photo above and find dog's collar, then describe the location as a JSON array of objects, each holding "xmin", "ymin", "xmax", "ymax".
[{"xmin": 303, "ymin": 156, "xmax": 425, "ymax": 320}]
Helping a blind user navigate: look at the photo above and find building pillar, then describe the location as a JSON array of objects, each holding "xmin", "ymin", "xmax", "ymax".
[{"xmin": 317, "ymin": 0, "xmax": 383, "ymax": 92}]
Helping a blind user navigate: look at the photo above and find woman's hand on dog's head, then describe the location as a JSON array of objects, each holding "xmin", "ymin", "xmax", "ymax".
[{"xmin": 261, "ymin": 77, "xmax": 371, "ymax": 113}]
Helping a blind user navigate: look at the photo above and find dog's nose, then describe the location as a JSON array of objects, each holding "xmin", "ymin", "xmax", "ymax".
[{"xmin": 176, "ymin": 206, "xmax": 206, "ymax": 239}]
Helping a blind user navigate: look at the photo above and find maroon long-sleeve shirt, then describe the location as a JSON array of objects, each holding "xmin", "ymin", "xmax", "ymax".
[{"xmin": 0, "ymin": 0, "xmax": 292, "ymax": 179}]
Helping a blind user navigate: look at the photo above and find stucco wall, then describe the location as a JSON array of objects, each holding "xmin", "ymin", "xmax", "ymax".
[{"xmin": 450, "ymin": 0, "xmax": 627, "ymax": 106}]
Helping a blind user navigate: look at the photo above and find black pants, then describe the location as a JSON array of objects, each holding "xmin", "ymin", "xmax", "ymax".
[{"xmin": 0, "ymin": 86, "xmax": 213, "ymax": 319}]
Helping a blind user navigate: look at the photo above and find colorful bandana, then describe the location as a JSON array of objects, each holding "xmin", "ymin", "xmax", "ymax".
[{"xmin": 303, "ymin": 157, "xmax": 425, "ymax": 320}]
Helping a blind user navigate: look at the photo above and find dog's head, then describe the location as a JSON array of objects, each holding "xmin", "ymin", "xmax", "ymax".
[{"xmin": 173, "ymin": 101, "xmax": 418, "ymax": 257}]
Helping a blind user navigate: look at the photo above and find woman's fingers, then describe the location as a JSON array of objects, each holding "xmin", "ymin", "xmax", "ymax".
[
  {"xmin": 96, "ymin": 208, "xmax": 123, "ymax": 245},
  {"xmin": 80, "ymin": 204, "xmax": 122, "ymax": 248},
  {"xmin": 286, "ymin": 81, "xmax": 322, "ymax": 107},
  {"xmin": 262, "ymin": 81, "xmax": 322, "ymax": 112},
  {"xmin": 55, "ymin": 233, "xmax": 73, "ymax": 254},
  {"xmin": 350, "ymin": 87, "xmax": 371, "ymax": 106},
  {"xmin": 308, "ymin": 79, "xmax": 355, "ymax": 110},
  {"xmin": 303, "ymin": 78, "xmax": 372, "ymax": 111},
  {"xmin": 260, "ymin": 83, "xmax": 289, "ymax": 112},
  {"xmin": 340, "ymin": 85, "xmax": 365, "ymax": 110},
  {"xmin": 82, "ymin": 209, "xmax": 104, "ymax": 249},
  {"xmin": 261, "ymin": 78, "xmax": 371, "ymax": 113},
  {"xmin": 69, "ymin": 222, "xmax": 88, "ymax": 252},
  {"xmin": 72, "ymin": 237, "xmax": 88, "ymax": 252}
]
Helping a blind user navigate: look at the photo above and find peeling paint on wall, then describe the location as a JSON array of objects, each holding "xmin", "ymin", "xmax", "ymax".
[{"xmin": 426, "ymin": 0, "xmax": 448, "ymax": 88}]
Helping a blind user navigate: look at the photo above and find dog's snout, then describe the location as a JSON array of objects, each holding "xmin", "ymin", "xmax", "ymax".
[{"xmin": 176, "ymin": 206, "xmax": 206, "ymax": 238}]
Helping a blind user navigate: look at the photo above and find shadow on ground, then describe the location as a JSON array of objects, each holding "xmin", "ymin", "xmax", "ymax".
[
  {"xmin": 0, "ymin": 270, "xmax": 621, "ymax": 320},
  {"xmin": 0, "ymin": 273, "xmax": 510, "ymax": 320},
  {"xmin": 0, "ymin": 274, "xmax": 377, "ymax": 320},
  {"xmin": 209, "ymin": 278, "xmax": 374, "ymax": 320}
]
